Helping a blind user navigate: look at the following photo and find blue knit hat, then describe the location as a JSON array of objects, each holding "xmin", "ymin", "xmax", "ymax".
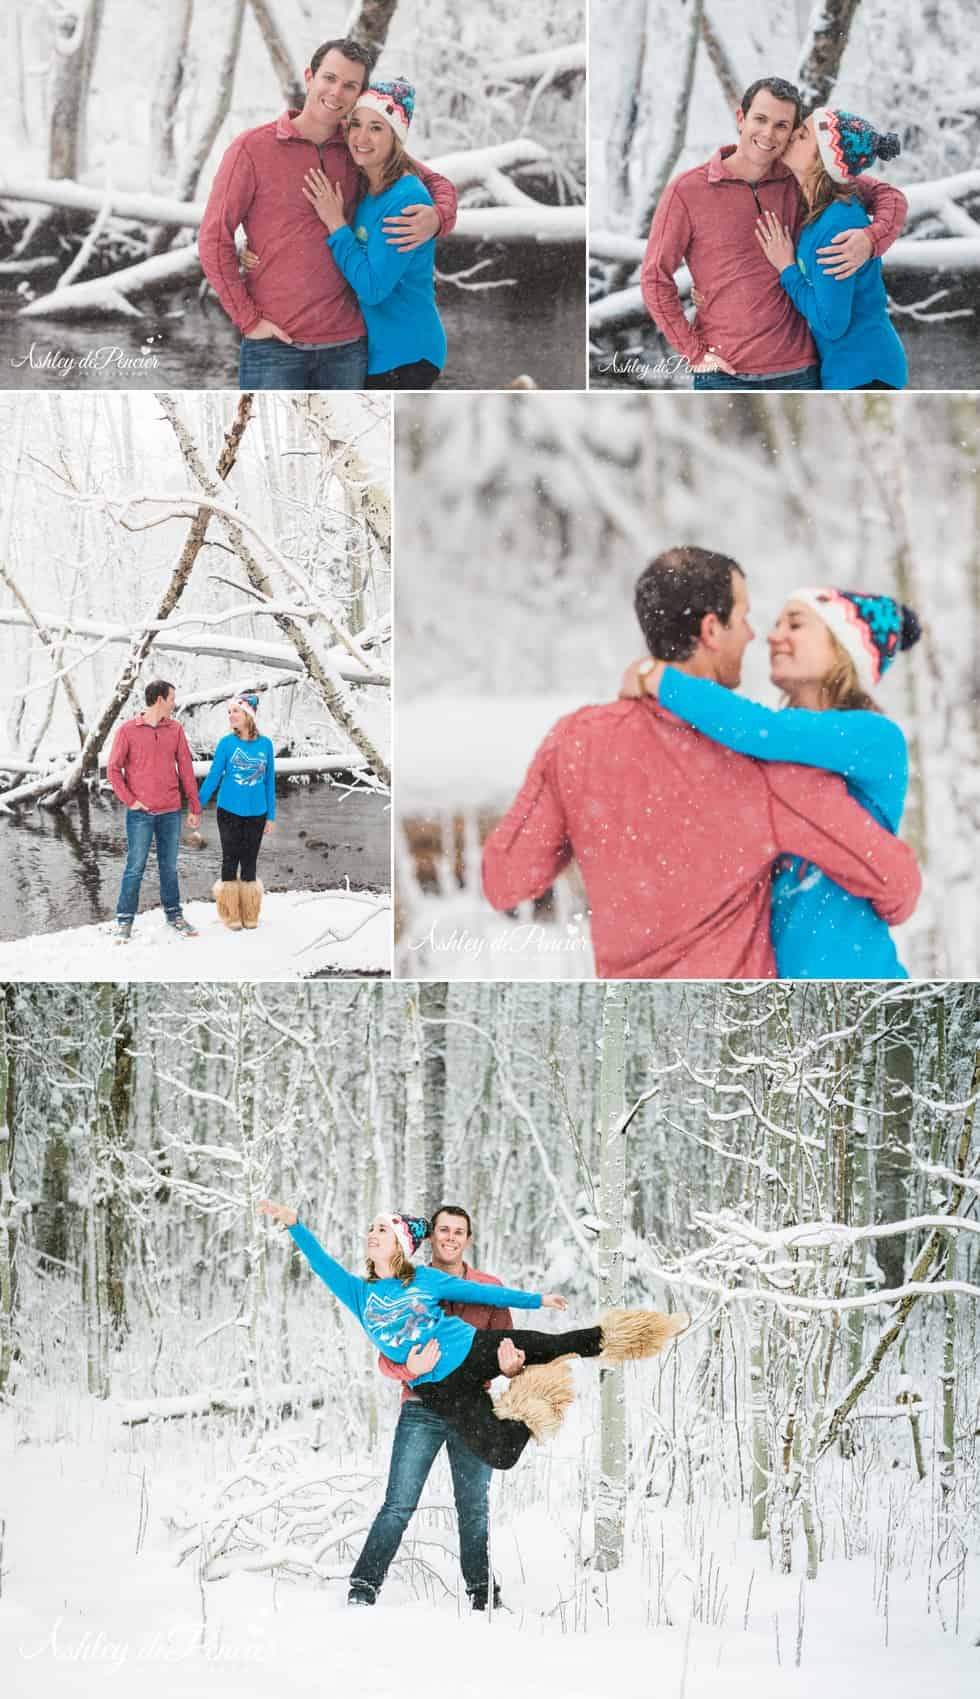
[
  {"xmin": 230, "ymin": 691, "xmax": 259, "ymax": 722},
  {"xmin": 812, "ymin": 108, "xmax": 901, "ymax": 182},
  {"xmin": 378, "ymin": 1211, "xmax": 429, "ymax": 1260},
  {"xmin": 793, "ymin": 588, "xmax": 921, "ymax": 693},
  {"xmin": 354, "ymin": 79, "xmax": 415, "ymax": 143}
]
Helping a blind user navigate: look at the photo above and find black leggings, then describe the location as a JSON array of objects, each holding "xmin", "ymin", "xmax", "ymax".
[
  {"xmin": 365, "ymin": 358, "xmax": 440, "ymax": 390},
  {"xmin": 856, "ymin": 380, "xmax": 898, "ymax": 390},
  {"xmin": 413, "ymin": 1325, "xmax": 602, "ymax": 1470},
  {"xmin": 217, "ymin": 807, "xmax": 266, "ymax": 881}
]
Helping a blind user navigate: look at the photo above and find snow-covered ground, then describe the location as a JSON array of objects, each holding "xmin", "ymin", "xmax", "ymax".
[
  {"xmin": 2, "ymin": 1389, "xmax": 976, "ymax": 1699},
  {"xmin": 0, "ymin": 889, "xmax": 391, "ymax": 981}
]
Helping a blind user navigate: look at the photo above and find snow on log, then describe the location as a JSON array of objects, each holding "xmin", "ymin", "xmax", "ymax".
[
  {"xmin": 18, "ymin": 245, "xmax": 203, "ymax": 319},
  {"xmin": 451, "ymin": 206, "xmax": 584, "ymax": 244},
  {"xmin": 485, "ymin": 44, "xmax": 586, "ymax": 83},
  {"xmin": 589, "ymin": 285, "xmax": 647, "ymax": 332},
  {"xmin": 0, "ymin": 176, "xmax": 205, "ymax": 227},
  {"xmin": 883, "ymin": 235, "xmax": 980, "ymax": 272},
  {"xmin": 0, "ymin": 609, "xmax": 389, "ymax": 685},
  {"xmin": 589, "ymin": 230, "xmax": 647, "ymax": 265},
  {"xmin": 902, "ymin": 168, "xmax": 980, "ymax": 217},
  {"xmin": 120, "ymin": 1381, "xmax": 329, "ymax": 1424}
]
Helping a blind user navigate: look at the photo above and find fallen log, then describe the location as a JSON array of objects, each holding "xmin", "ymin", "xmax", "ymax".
[
  {"xmin": 0, "ymin": 175, "xmax": 205, "ymax": 227},
  {"xmin": 18, "ymin": 245, "xmax": 203, "ymax": 319},
  {"xmin": 0, "ymin": 609, "xmax": 389, "ymax": 684},
  {"xmin": 120, "ymin": 1381, "xmax": 328, "ymax": 1425},
  {"xmin": 485, "ymin": 44, "xmax": 586, "ymax": 84}
]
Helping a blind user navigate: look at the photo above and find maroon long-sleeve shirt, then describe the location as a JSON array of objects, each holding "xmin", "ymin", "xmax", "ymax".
[
  {"xmin": 641, "ymin": 146, "xmax": 908, "ymax": 375},
  {"xmin": 198, "ymin": 111, "xmax": 459, "ymax": 342},
  {"xmin": 482, "ymin": 699, "xmax": 921, "ymax": 981},
  {"xmin": 378, "ymin": 1264, "xmax": 514, "ymax": 1406},
  {"xmin": 107, "ymin": 716, "xmax": 201, "ymax": 815}
]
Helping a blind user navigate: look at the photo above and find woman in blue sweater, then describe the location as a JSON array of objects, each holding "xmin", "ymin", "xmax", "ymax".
[
  {"xmin": 301, "ymin": 79, "xmax": 446, "ymax": 390},
  {"xmin": 258, "ymin": 1200, "xmax": 687, "ymax": 1471},
  {"xmin": 622, "ymin": 588, "xmax": 921, "ymax": 979},
  {"xmin": 198, "ymin": 693, "xmax": 276, "ymax": 932},
  {"xmin": 755, "ymin": 107, "xmax": 908, "ymax": 390}
]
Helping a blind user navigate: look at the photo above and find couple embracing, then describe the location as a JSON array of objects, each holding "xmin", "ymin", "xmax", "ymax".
[
  {"xmin": 199, "ymin": 36, "xmax": 449, "ymax": 391},
  {"xmin": 484, "ymin": 548, "xmax": 923, "ymax": 980},
  {"xmin": 643, "ymin": 77, "xmax": 909, "ymax": 390}
]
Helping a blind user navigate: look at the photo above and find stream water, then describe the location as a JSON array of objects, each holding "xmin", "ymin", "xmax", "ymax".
[
  {"xmin": 0, "ymin": 780, "xmax": 389, "ymax": 942},
  {"xmin": 0, "ymin": 244, "xmax": 585, "ymax": 391}
]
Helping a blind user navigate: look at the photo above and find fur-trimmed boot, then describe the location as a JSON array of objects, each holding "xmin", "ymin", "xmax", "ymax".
[
  {"xmin": 492, "ymin": 1358, "xmax": 575, "ymax": 1442},
  {"xmin": 213, "ymin": 879, "xmax": 243, "ymax": 930},
  {"xmin": 240, "ymin": 878, "xmax": 263, "ymax": 929},
  {"xmin": 598, "ymin": 1309, "xmax": 690, "ymax": 1364}
]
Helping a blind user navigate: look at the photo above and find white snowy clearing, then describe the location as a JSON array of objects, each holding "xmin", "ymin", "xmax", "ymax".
[
  {"xmin": 1, "ymin": 1389, "xmax": 976, "ymax": 1699},
  {"xmin": 0, "ymin": 889, "xmax": 391, "ymax": 981}
]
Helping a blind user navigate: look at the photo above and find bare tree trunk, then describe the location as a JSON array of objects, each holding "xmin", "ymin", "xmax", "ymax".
[
  {"xmin": 48, "ymin": 0, "xmax": 107, "ymax": 181},
  {"xmin": 348, "ymin": 0, "xmax": 401, "ymax": 57},
  {"xmin": 290, "ymin": 396, "xmax": 391, "ymax": 563},
  {"xmin": 636, "ymin": 0, "xmax": 703, "ymax": 235},
  {"xmin": 158, "ymin": 396, "xmax": 390, "ymax": 782},
  {"xmin": 700, "ymin": 9, "xmax": 742, "ymax": 111},
  {"xmin": 173, "ymin": 0, "xmax": 245, "ymax": 204},
  {"xmin": 46, "ymin": 396, "xmax": 255, "ymax": 807},
  {"xmin": 247, "ymin": 0, "xmax": 303, "ymax": 108},
  {"xmin": 150, "ymin": 0, "xmax": 194, "ymax": 182},
  {"xmin": 796, "ymin": 0, "xmax": 863, "ymax": 110},
  {"xmin": 402, "ymin": 997, "xmax": 426, "ymax": 1209},
  {"xmin": 595, "ymin": 984, "xmax": 628, "ymax": 1573},
  {"xmin": 0, "ymin": 989, "xmax": 17, "ymax": 1397}
]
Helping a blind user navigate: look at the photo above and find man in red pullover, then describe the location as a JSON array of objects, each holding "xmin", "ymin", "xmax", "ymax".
[
  {"xmin": 348, "ymin": 1205, "xmax": 522, "ymax": 1612},
  {"xmin": 640, "ymin": 77, "xmax": 908, "ymax": 388},
  {"xmin": 198, "ymin": 36, "xmax": 458, "ymax": 390},
  {"xmin": 482, "ymin": 548, "xmax": 921, "ymax": 979},
  {"xmin": 107, "ymin": 680, "xmax": 201, "ymax": 943}
]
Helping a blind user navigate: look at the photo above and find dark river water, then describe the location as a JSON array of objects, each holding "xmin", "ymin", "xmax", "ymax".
[
  {"xmin": 0, "ymin": 243, "xmax": 585, "ymax": 392},
  {"xmin": 0, "ymin": 781, "xmax": 389, "ymax": 942},
  {"xmin": 591, "ymin": 271, "xmax": 979, "ymax": 391}
]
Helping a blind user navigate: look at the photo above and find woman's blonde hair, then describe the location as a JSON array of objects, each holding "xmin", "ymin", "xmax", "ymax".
[
  {"xmin": 786, "ymin": 631, "xmax": 881, "ymax": 712},
  {"xmin": 365, "ymin": 1243, "xmax": 415, "ymax": 1285},
  {"xmin": 801, "ymin": 161, "xmax": 859, "ymax": 229}
]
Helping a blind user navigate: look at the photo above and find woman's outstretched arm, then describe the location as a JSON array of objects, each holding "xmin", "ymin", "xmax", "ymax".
[
  {"xmin": 423, "ymin": 1266, "xmax": 566, "ymax": 1310},
  {"xmin": 258, "ymin": 1201, "xmax": 366, "ymax": 1318}
]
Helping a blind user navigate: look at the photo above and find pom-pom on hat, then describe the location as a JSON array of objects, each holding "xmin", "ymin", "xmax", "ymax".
[
  {"xmin": 811, "ymin": 107, "xmax": 902, "ymax": 183},
  {"xmin": 376, "ymin": 1211, "xmax": 429, "ymax": 1262},
  {"xmin": 792, "ymin": 588, "xmax": 921, "ymax": 694},
  {"xmin": 353, "ymin": 79, "xmax": 415, "ymax": 144}
]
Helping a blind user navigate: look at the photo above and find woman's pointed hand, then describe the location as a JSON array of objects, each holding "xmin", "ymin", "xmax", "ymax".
[
  {"xmin": 541, "ymin": 1293, "xmax": 568, "ymax": 1310},
  {"xmin": 258, "ymin": 1199, "xmax": 298, "ymax": 1228}
]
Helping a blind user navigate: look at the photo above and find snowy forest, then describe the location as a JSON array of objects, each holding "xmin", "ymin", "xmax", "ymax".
[
  {"xmin": 0, "ymin": 979, "xmax": 977, "ymax": 1696},
  {"xmin": 0, "ymin": 0, "xmax": 586, "ymax": 390},
  {"xmin": 0, "ymin": 389, "xmax": 391, "ymax": 978},
  {"xmin": 590, "ymin": 0, "xmax": 980, "ymax": 388},
  {"xmin": 394, "ymin": 389, "xmax": 978, "ymax": 981}
]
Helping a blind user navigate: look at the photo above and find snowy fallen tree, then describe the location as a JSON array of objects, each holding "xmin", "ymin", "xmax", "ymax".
[{"xmin": 0, "ymin": 609, "xmax": 390, "ymax": 685}]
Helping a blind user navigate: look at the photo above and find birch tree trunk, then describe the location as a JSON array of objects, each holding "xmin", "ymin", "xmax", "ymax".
[
  {"xmin": 402, "ymin": 997, "xmax": 427, "ymax": 1210},
  {"xmin": 150, "ymin": 0, "xmax": 194, "ymax": 183},
  {"xmin": 46, "ymin": 396, "xmax": 255, "ymax": 807},
  {"xmin": 86, "ymin": 985, "xmax": 115, "ymax": 1399},
  {"xmin": 0, "ymin": 988, "xmax": 17, "ymax": 1397},
  {"xmin": 247, "ymin": 0, "xmax": 304, "ymax": 108},
  {"xmin": 796, "ymin": 0, "xmax": 863, "ymax": 111},
  {"xmin": 348, "ymin": 0, "xmax": 401, "ymax": 56},
  {"xmin": 48, "ymin": 0, "xmax": 106, "ymax": 182},
  {"xmin": 158, "ymin": 396, "xmax": 390, "ymax": 782},
  {"xmin": 595, "ymin": 984, "xmax": 627, "ymax": 1573}
]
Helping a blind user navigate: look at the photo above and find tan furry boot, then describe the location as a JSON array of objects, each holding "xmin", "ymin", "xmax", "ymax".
[
  {"xmin": 598, "ymin": 1309, "xmax": 690, "ymax": 1364},
  {"xmin": 213, "ymin": 879, "xmax": 243, "ymax": 930},
  {"xmin": 492, "ymin": 1358, "xmax": 575, "ymax": 1442},
  {"xmin": 240, "ymin": 878, "xmax": 263, "ymax": 929}
]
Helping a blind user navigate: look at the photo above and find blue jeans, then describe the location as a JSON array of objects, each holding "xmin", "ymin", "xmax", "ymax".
[
  {"xmin": 351, "ymin": 1402, "xmax": 493, "ymax": 1596},
  {"xmin": 693, "ymin": 365, "xmax": 820, "ymax": 391},
  {"xmin": 116, "ymin": 808, "xmax": 183, "ymax": 921},
  {"xmin": 238, "ymin": 335, "xmax": 368, "ymax": 390}
]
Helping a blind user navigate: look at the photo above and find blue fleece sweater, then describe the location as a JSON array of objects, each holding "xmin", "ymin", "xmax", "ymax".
[
  {"xmin": 288, "ymin": 1222, "xmax": 542, "ymax": 1385},
  {"xmin": 658, "ymin": 669, "xmax": 909, "ymax": 979},
  {"xmin": 778, "ymin": 199, "xmax": 907, "ymax": 390},
  {"xmin": 327, "ymin": 174, "xmax": 446, "ymax": 376},
  {"xmin": 198, "ymin": 733, "xmax": 276, "ymax": 820}
]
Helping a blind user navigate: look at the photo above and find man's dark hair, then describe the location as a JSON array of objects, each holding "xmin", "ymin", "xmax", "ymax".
[
  {"xmin": 430, "ymin": 1204, "xmax": 473, "ymax": 1237},
  {"xmin": 309, "ymin": 37, "xmax": 378, "ymax": 85},
  {"xmin": 634, "ymin": 548, "xmax": 745, "ymax": 661},
  {"xmin": 144, "ymin": 679, "xmax": 175, "ymax": 706},
  {"xmin": 740, "ymin": 77, "xmax": 802, "ymax": 127}
]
